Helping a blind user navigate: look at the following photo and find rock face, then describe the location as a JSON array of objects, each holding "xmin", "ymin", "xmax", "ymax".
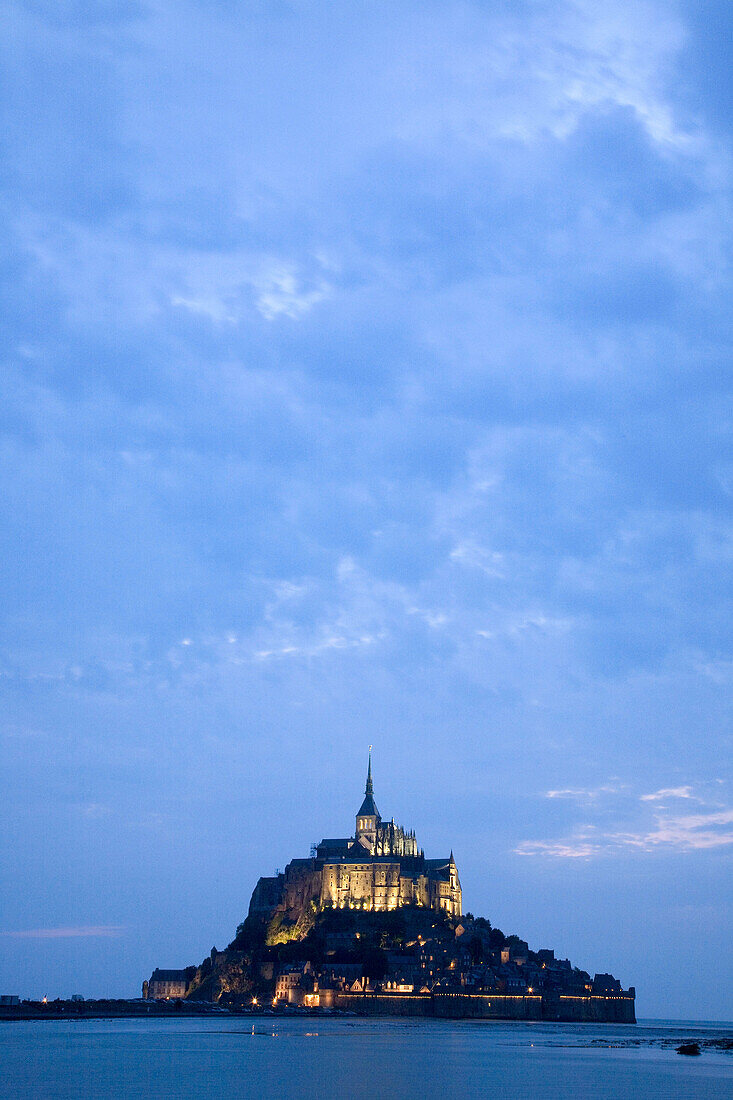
[
  {"xmin": 185, "ymin": 950, "xmax": 256, "ymax": 1003},
  {"xmin": 249, "ymin": 866, "xmax": 324, "ymax": 938}
]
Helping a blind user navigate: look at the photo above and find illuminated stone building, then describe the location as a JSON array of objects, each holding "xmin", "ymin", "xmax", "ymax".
[
  {"xmin": 249, "ymin": 755, "xmax": 462, "ymax": 922},
  {"xmin": 143, "ymin": 968, "xmax": 192, "ymax": 1000}
]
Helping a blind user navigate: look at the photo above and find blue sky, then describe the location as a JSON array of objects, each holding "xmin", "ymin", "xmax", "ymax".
[{"xmin": 1, "ymin": 0, "xmax": 731, "ymax": 1019}]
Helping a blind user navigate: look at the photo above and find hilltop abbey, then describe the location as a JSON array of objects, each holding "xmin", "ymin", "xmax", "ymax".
[
  {"xmin": 249, "ymin": 754, "xmax": 462, "ymax": 922},
  {"xmin": 143, "ymin": 753, "xmax": 635, "ymax": 1023}
]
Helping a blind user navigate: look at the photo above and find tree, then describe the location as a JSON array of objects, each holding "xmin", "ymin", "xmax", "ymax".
[
  {"xmin": 361, "ymin": 948, "xmax": 388, "ymax": 981},
  {"xmin": 489, "ymin": 927, "xmax": 506, "ymax": 949}
]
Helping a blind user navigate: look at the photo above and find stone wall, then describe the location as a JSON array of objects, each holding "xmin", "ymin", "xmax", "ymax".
[
  {"xmin": 434, "ymin": 992, "xmax": 543, "ymax": 1020},
  {"xmin": 335, "ymin": 992, "xmax": 434, "ymax": 1016},
  {"xmin": 334, "ymin": 989, "xmax": 635, "ymax": 1023},
  {"xmin": 556, "ymin": 994, "xmax": 636, "ymax": 1023}
]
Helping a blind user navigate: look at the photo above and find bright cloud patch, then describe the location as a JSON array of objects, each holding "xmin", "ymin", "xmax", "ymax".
[
  {"xmin": 254, "ymin": 266, "xmax": 330, "ymax": 321},
  {"xmin": 545, "ymin": 785, "xmax": 623, "ymax": 800},
  {"xmin": 517, "ymin": 798, "xmax": 733, "ymax": 858},
  {"xmin": 640, "ymin": 786, "xmax": 695, "ymax": 802}
]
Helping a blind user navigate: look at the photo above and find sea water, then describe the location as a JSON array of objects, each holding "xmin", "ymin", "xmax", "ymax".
[{"xmin": 1, "ymin": 1016, "xmax": 731, "ymax": 1099}]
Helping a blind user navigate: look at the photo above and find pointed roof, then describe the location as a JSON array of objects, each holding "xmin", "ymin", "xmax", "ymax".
[{"xmin": 357, "ymin": 750, "xmax": 380, "ymax": 819}]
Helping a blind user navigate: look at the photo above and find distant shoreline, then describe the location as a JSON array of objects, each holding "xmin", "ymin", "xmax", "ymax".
[{"xmin": 0, "ymin": 1002, "xmax": 254, "ymax": 1022}]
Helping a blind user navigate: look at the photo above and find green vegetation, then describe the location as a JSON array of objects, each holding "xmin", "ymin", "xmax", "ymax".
[
  {"xmin": 188, "ymin": 903, "xmax": 578, "ymax": 1006},
  {"xmin": 190, "ymin": 904, "xmax": 459, "ymax": 1001}
]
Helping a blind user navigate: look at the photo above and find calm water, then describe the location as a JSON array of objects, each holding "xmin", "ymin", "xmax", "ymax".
[{"xmin": 1, "ymin": 1016, "xmax": 731, "ymax": 1099}]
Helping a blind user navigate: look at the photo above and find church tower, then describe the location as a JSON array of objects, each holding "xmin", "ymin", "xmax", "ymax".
[{"xmin": 355, "ymin": 750, "xmax": 380, "ymax": 852}]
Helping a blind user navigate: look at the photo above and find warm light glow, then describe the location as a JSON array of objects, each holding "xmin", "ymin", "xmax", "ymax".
[{"xmin": 251, "ymin": 997, "xmax": 257, "ymax": 1005}]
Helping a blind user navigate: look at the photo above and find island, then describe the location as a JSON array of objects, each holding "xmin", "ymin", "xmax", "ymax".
[{"xmin": 144, "ymin": 755, "xmax": 636, "ymax": 1023}]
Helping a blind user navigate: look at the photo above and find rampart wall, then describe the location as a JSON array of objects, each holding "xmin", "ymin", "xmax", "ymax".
[
  {"xmin": 334, "ymin": 990, "xmax": 635, "ymax": 1023},
  {"xmin": 556, "ymin": 994, "xmax": 636, "ymax": 1023},
  {"xmin": 335, "ymin": 992, "xmax": 434, "ymax": 1016},
  {"xmin": 433, "ymin": 992, "xmax": 543, "ymax": 1020}
]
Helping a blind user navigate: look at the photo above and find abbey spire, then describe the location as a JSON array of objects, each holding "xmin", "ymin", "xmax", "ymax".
[{"xmin": 357, "ymin": 749, "xmax": 380, "ymax": 820}]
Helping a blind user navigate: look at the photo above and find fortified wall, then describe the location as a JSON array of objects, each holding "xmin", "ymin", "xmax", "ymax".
[{"xmin": 334, "ymin": 989, "xmax": 636, "ymax": 1023}]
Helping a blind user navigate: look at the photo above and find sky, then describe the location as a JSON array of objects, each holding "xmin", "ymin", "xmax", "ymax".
[{"xmin": 0, "ymin": 0, "xmax": 731, "ymax": 1020}]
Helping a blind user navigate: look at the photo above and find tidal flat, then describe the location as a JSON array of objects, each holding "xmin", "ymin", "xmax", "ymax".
[{"xmin": 1, "ymin": 1015, "xmax": 731, "ymax": 1098}]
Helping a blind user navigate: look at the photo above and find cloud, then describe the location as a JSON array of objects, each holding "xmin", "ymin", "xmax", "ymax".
[
  {"xmin": 254, "ymin": 633, "xmax": 381, "ymax": 662},
  {"xmin": 552, "ymin": 1, "xmax": 688, "ymax": 149},
  {"xmin": 22, "ymin": 215, "xmax": 332, "ymax": 331},
  {"xmin": 516, "ymin": 807, "xmax": 733, "ymax": 858},
  {"xmin": 379, "ymin": 0, "xmax": 692, "ymax": 156},
  {"xmin": 692, "ymin": 656, "xmax": 733, "ymax": 685},
  {"xmin": 254, "ymin": 265, "xmax": 330, "ymax": 321},
  {"xmin": 623, "ymin": 809, "xmax": 733, "ymax": 851},
  {"xmin": 515, "ymin": 835, "xmax": 601, "ymax": 859},
  {"xmin": 76, "ymin": 802, "xmax": 112, "ymax": 819},
  {"xmin": 545, "ymin": 785, "xmax": 622, "ymax": 800},
  {"xmin": 640, "ymin": 786, "xmax": 695, "ymax": 801},
  {"xmin": 450, "ymin": 541, "xmax": 504, "ymax": 577},
  {"xmin": 172, "ymin": 261, "xmax": 330, "ymax": 324},
  {"xmin": 170, "ymin": 294, "xmax": 238, "ymax": 325},
  {"xmin": 406, "ymin": 606, "xmax": 448, "ymax": 629},
  {"xmin": 476, "ymin": 612, "xmax": 574, "ymax": 642},
  {"xmin": 0, "ymin": 926, "xmax": 125, "ymax": 939}
]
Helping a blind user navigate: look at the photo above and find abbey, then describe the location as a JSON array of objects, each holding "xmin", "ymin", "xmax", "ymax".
[
  {"xmin": 150, "ymin": 755, "xmax": 634, "ymax": 1022},
  {"xmin": 249, "ymin": 755, "xmax": 462, "ymax": 922}
]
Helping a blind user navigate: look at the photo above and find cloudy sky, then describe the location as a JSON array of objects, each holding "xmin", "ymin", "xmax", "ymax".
[{"xmin": 1, "ymin": 0, "xmax": 731, "ymax": 1019}]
